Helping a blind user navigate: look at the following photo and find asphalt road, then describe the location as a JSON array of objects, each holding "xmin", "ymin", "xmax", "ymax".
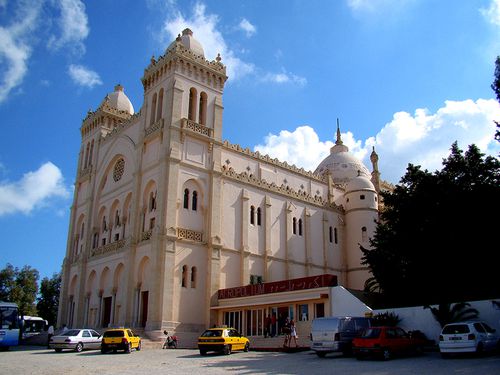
[{"xmin": 2, "ymin": 346, "xmax": 500, "ymax": 374}]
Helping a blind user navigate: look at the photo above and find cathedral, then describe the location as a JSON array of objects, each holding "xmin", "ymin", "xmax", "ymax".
[{"xmin": 57, "ymin": 29, "xmax": 388, "ymax": 345}]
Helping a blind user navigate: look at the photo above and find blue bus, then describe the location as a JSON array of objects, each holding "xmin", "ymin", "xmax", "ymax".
[{"xmin": 0, "ymin": 302, "xmax": 20, "ymax": 350}]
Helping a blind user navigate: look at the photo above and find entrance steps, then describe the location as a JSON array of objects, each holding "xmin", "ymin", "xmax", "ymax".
[{"xmin": 250, "ymin": 335, "xmax": 310, "ymax": 351}]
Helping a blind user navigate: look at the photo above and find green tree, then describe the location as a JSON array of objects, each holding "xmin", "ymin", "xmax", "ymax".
[
  {"xmin": 0, "ymin": 264, "xmax": 39, "ymax": 316},
  {"xmin": 36, "ymin": 272, "xmax": 61, "ymax": 325},
  {"xmin": 492, "ymin": 56, "xmax": 500, "ymax": 142},
  {"xmin": 0, "ymin": 264, "xmax": 16, "ymax": 301},
  {"xmin": 361, "ymin": 143, "xmax": 500, "ymax": 306}
]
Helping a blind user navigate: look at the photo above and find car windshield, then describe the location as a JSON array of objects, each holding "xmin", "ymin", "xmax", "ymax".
[
  {"xmin": 61, "ymin": 329, "xmax": 81, "ymax": 337},
  {"xmin": 201, "ymin": 330, "xmax": 223, "ymax": 337},
  {"xmin": 104, "ymin": 330, "xmax": 124, "ymax": 337},
  {"xmin": 442, "ymin": 324, "xmax": 469, "ymax": 334},
  {"xmin": 360, "ymin": 328, "xmax": 381, "ymax": 338}
]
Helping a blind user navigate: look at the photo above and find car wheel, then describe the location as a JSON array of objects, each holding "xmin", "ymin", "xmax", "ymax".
[
  {"xmin": 200, "ymin": 349, "xmax": 207, "ymax": 356},
  {"xmin": 382, "ymin": 348, "xmax": 391, "ymax": 360},
  {"xmin": 223, "ymin": 345, "xmax": 231, "ymax": 355},
  {"xmin": 101, "ymin": 347, "xmax": 107, "ymax": 354},
  {"xmin": 75, "ymin": 343, "xmax": 83, "ymax": 353},
  {"xmin": 316, "ymin": 352, "xmax": 326, "ymax": 358},
  {"xmin": 54, "ymin": 348, "xmax": 63, "ymax": 353},
  {"xmin": 136, "ymin": 341, "xmax": 141, "ymax": 351},
  {"xmin": 125, "ymin": 343, "xmax": 132, "ymax": 353},
  {"xmin": 244, "ymin": 342, "xmax": 249, "ymax": 352}
]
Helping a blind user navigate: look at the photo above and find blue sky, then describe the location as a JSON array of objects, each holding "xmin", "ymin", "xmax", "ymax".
[{"xmin": 1, "ymin": 0, "xmax": 499, "ymax": 281}]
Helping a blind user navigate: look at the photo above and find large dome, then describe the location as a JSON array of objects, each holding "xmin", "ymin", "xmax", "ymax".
[
  {"xmin": 107, "ymin": 84, "xmax": 134, "ymax": 115},
  {"xmin": 168, "ymin": 28, "xmax": 205, "ymax": 58},
  {"xmin": 315, "ymin": 126, "xmax": 370, "ymax": 184}
]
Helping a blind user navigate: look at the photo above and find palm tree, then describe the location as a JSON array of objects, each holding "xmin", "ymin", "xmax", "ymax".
[{"xmin": 424, "ymin": 302, "xmax": 479, "ymax": 328}]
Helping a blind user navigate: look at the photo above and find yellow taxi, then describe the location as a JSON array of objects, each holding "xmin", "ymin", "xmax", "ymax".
[
  {"xmin": 101, "ymin": 328, "xmax": 141, "ymax": 353},
  {"xmin": 198, "ymin": 327, "xmax": 250, "ymax": 355}
]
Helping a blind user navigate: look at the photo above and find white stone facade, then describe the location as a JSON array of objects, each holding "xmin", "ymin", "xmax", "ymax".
[{"xmin": 58, "ymin": 29, "xmax": 385, "ymax": 344}]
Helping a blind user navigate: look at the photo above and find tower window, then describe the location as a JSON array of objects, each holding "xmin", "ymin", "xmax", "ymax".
[
  {"xmin": 150, "ymin": 93, "xmax": 157, "ymax": 125},
  {"xmin": 334, "ymin": 228, "xmax": 338, "ymax": 244},
  {"xmin": 199, "ymin": 92, "xmax": 207, "ymax": 125},
  {"xmin": 292, "ymin": 217, "xmax": 297, "ymax": 235},
  {"xmin": 360, "ymin": 194, "xmax": 365, "ymax": 200},
  {"xmin": 183, "ymin": 189, "xmax": 189, "ymax": 209},
  {"xmin": 191, "ymin": 267, "xmax": 197, "ymax": 288},
  {"xmin": 250, "ymin": 206, "xmax": 255, "ymax": 225},
  {"xmin": 181, "ymin": 265, "xmax": 188, "ymax": 288},
  {"xmin": 188, "ymin": 88, "xmax": 197, "ymax": 121},
  {"xmin": 329, "ymin": 226, "xmax": 333, "ymax": 243},
  {"xmin": 361, "ymin": 226, "xmax": 367, "ymax": 242},
  {"xmin": 192, "ymin": 191, "xmax": 198, "ymax": 211},
  {"xmin": 156, "ymin": 88, "xmax": 164, "ymax": 121},
  {"xmin": 298, "ymin": 219, "xmax": 303, "ymax": 236},
  {"xmin": 257, "ymin": 207, "xmax": 262, "ymax": 226}
]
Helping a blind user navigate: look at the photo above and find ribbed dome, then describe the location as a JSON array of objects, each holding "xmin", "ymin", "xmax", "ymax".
[
  {"xmin": 315, "ymin": 126, "xmax": 370, "ymax": 184},
  {"xmin": 107, "ymin": 84, "xmax": 134, "ymax": 115},
  {"xmin": 168, "ymin": 28, "xmax": 205, "ymax": 58}
]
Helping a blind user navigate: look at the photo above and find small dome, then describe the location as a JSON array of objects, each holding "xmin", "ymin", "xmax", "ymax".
[
  {"xmin": 168, "ymin": 28, "xmax": 205, "ymax": 58},
  {"xmin": 315, "ymin": 126, "xmax": 370, "ymax": 184},
  {"xmin": 107, "ymin": 84, "xmax": 134, "ymax": 115},
  {"xmin": 346, "ymin": 174, "xmax": 375, "ymax": 192}
]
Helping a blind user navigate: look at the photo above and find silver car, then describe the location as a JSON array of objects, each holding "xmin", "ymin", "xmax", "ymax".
[
  {"xmin": 49, "ymin": 329, "xmax": 102, "ymax": 352},
  {"xmin": 439, "ymin": 321, "xmax": 499, "ymax": 357}
]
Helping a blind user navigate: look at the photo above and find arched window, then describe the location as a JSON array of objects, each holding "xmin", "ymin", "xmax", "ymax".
[
  {"xmin": 199, "ymin": 92, "xmax": 207, "ymax": 125},
  {"xmin": 150, "ymin": 93, "xmax": 157, "ymax": 125},
  {"xmin": 181, "ymin": 265, "xmax": 187, "ymax": 288},
  {"xmin": 298, "ymin": 219, "xmax": 303, "ymax": 236},
  {"xmin": 361, "ymin": 226, "xmax": 367, "ymax": 242},
  {"xmin": 183, "ymin": 189, "xmax": 190, "ymax": 209},
  {"xmin": 92, "ymin": 233, "xmax": 99, "ymax": 249},
  {"xmin": 329, "ymin": 226, "xmax": 333, "ymax": 243},
  {"xmin": 334, "ymin": 228, "xmax": 338, "ymax": 244},
  {"xmin": 156, "ymin": 88, "xmax": 164, "ymax": 121},
  {"xmin": 102, "ymin": 216, "xmax": 107, "ymax": 232},
  {"xmin": 257, "ymin": 207, "xmax": 262, "ymax": 226},
  {"xmin": 188, "ymin": 88, "xmax": 197, "ymax": 121},
  {"xmin": 115, "ymin": 210, "xmax": 120, "ymax": 227},
  {"xmin": 191, "ymin": 266, "xmax": 197, "ymax": 288},
  {"xmin": 149, "ymin": 191, "xmax": 156, "ymax": 212},
  {"xmin": 250, "ymin": 206, "xmax": 255, "ymax": 225},
  {"xmin": 84, "ymin": 142, "xmax": 90, "ymax": 168},
  {"xmin": 292, "ymin": 218, "xmax": 297, "ymax": 235},
  {"xmin": 89, "ymin": 140, "xmax": 94, "ymax": 167},
  {"xmin": 192, "ymin": 191, "xmax": 198, "ymax": 211}
]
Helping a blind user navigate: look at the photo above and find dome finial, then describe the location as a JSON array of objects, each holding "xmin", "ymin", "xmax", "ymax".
[{"xmin": 336, "ymin": 118, "xmax": 343, "ymax": 146}]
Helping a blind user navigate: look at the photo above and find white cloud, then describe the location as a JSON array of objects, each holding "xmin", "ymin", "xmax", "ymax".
[
  {"xmin": 68, "ymin": 64, "xmax": 102, "ymax": 88},
  {"xmin": 481, "ymin": 0, "xmax": 500, "ymax": 27},
  {"xmin": 346, "ymin": 0, "xmax": 415, "ymax": 15},
  {"xmin": 253, "ymin": 99, "xmax": 500, "ymax": 184},
  {"xmin": 0, "ymin": 162, "xmax": 70, "ymax": 216},
  {"xmin": 0, "ymin": 0, "xmax": 41, "ymax": 103},
  {"xmin": 260, "ymin": 70, "xmax": 307, "ymax": 86},
  {"xmin": 47, "ymin": 0, "xmax": 89, "ymax": 55},
  {"xmin": 239, "ymin": 18, "xmax": 256, "ymax": 37}
]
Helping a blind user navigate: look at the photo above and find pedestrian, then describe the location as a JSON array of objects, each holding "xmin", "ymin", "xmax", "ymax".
[
  {"xmin": 61, "ymin": 324, "xmax": 68, "ymax": 334},
  {"xmin": 47, "ymin": 325, "xmax": 54, "ymax": 348},
  {"xmin": 264, "ymin": 315, "xmax": 271, "ymax": 338},
  {"xmin": 290, "ymin": 319, "xmax": 298, "ymax": 347},
  {"xmin": 282, "ymin": 317, "xmax": 291, "ymax": 348}
]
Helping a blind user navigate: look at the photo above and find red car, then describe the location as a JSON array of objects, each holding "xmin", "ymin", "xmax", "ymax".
[{"xmin": 352, "ymin": 326, "xmax": 426, "ymax": 360}]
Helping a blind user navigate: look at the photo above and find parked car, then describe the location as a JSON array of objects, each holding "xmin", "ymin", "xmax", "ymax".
[
  {"xmin": 49, "ymin": 329, "xmax": 102, "ymax": 352},
  {"xmin": 197, "ymin": 327, "xmax": 249, "ymax": 355},
  {"xmin": 101, "ymin": 328, "xmax": 141, "ymax": 354},
  {"xmin": 310, "ymin": 316, "xmax": 371, "ymax": 357},
  {"xmin": 439, "ymin": 321, "xmax": 499, "ymax": 357},
  {"xmin": 352, "ymin": 326, "xmax": 426, "ymax": 360}
]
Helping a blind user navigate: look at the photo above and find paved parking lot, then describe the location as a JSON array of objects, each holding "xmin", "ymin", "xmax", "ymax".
[{"xmin": 3, "ymin": 346, "xmax": 500, "ymax": 375}]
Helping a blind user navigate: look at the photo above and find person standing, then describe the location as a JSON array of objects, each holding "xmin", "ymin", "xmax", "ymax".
[
  {"xmin": 290, "ymin": 319, "xmax": 298, "ymax": 347},
  {"xmin": 282, "ymin": 318, "xmax": 291, "ymax": 348},
  {"xmin": 264, "ymin": 315, "xmax": 271, "ymax": 338},
  {"xmin": 47, "ymin": 325, "xmax": 54, "ymax": 348},
  {"xmin": 271, "ymin": 313, "xmax": 277, "ymax": 337}
]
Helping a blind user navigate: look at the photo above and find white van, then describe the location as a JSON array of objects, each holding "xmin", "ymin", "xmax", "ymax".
[{"xmin": 311, "ymin": 316, "xmax": 371, "ymax": 357}]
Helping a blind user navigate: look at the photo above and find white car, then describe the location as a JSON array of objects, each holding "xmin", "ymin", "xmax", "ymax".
[
  {"xmin": 49, "ymin": 329, "xmax": 102, "ymax": 352},
  {"xmin": 439, "ymin": 321, "xmax": 499, "ymax": 357}
]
